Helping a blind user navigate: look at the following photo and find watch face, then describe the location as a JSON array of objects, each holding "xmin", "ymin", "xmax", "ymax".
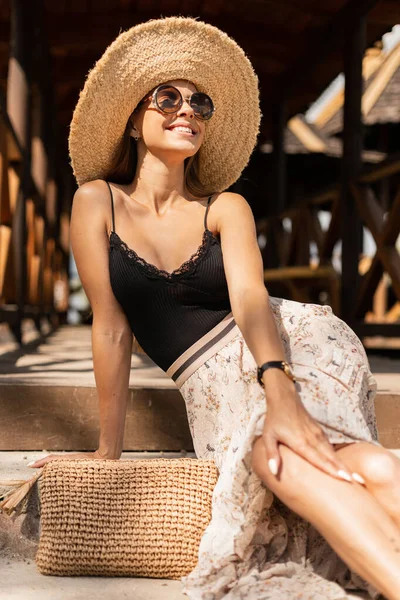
[{"xmin": 283, "ymin": 363, "xmax": 293, "ymax": 378}]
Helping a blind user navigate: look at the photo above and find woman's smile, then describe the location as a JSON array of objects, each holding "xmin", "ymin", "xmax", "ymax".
[
  {"xmin": 166, "ymin": 120, "xmax": 198, "ymax": 137},
  {"xmin": 168, "ymin": 127, "xmax": 197, "ymax": 137}
]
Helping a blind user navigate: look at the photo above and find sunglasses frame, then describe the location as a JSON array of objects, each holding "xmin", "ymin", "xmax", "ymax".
[{"xmin": 142, "ymin": 84, "xmax": 215, "ymax": 121}]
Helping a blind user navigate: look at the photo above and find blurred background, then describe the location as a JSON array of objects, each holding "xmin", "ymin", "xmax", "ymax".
[{"xmin": 1, "ymin": 0, "xmax": 400, "ymax": 350}]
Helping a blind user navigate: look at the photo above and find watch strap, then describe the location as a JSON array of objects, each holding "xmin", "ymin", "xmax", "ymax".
[{"xmin": 257, "ymin": 360, "xmax": 295, "ymax": 387}]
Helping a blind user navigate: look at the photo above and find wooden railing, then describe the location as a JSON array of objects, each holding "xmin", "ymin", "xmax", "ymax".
[
  {"xmin": 256, "ymin": 154, "xmax": 400, "ymax": 339},
  {"xmin": 256, "ymin": 187, "xmax": 341, "ymax": 312}
]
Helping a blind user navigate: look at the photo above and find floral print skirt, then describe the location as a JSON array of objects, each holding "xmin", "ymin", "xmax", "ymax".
[{"xmin": 177, "ymin": 296, "xmax": 381, "ymax": 600}]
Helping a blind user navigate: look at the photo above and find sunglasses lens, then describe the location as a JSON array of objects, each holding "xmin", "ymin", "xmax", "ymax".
[
  {"xmin": 191, "ymin": 92, "xmax": 214, "ymax": 120},
  {"xmin": 153, "ymin": 86, "xmax": 215, "ymax": 120},
  {"xmin": 155, "ymin": 86, "xmax": 181, "ymax": 113}
]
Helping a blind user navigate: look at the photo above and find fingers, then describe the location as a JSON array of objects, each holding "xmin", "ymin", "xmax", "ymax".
[
  {"xmin": 27, "ymin": 455, "xmax": 53, "ymax": 468},
  {"xmin": 262, "ymin": 419, "xmax": 360, "ymax": 484},
  {"xmin": 313, "ymin": 438, "xmax": 366, "ymax": 485},
  {"xmin": 287, "ymin": 414, "xmax": 359, "ymax": 483},
  {"xmin": 263, "ymin": 435, "xmax": 281, "ymax": 477},
  {"xmin": 27, "ymin": 452, "xmax": 98, "ymax": 468},
  {"xmin": 27, "ymin": 454, "xmax": 66, "ymax": 468},
  {"xmin": 294, "ymin": 437, "xmax": 354, "ymax": 482}
]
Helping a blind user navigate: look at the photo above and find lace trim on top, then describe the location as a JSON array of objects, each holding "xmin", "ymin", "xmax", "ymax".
[{"xmin": 109, "ymin": 229, "xmax": 220, "ymax": 280}]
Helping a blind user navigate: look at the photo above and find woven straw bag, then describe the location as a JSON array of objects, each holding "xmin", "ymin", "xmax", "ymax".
[
  {"xmin": 1, "ymin": 457, "xmax": 219, "ymax": 579},
  {"xmin": 37, "ymin": 458, "xmax": 219, "ymax": 578}
]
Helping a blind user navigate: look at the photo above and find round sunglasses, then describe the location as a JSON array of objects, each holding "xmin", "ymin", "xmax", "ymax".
[{"xmin": 140, "ymin": 84, "xmax": 215, "ymax": 121}]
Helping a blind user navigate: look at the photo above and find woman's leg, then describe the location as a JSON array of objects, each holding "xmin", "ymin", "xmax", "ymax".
[
  {"xmin": 334, "ymin": 442, "xmax": 400, "ymax": 530},
  {"xmin": 251, "ymin": 436, "xmax": 400, "ymax": 600}
]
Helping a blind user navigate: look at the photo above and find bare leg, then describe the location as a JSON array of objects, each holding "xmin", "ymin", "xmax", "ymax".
[
  {"xmin": 334, "ymin": 442, "xmax": 400, "ymax": 531},
  {"xmin": 251, "ymin": 437, "xmax": 400, "ymax": 600}
]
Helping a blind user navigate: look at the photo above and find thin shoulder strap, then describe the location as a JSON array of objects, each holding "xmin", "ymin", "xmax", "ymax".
[
  {"xmin": 106, "ymin": 181, "xmax": 115, "ymax": 233},
  {"xmin": 204, "ymin": 195, "xmax": 213, "ymax": 231}
]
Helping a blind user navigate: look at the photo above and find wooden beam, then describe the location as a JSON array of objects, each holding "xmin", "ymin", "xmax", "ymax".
[
  {"xmin": 287, "ymin": 117, "xmax": 326, "ymax": 153},
  {"xmin": 295, "ymin": 207, "xmax": 312, "ymax": 266},
  {"xmin": 313, "ymin": 44, "xmax": 384, "ymax": 129},
  {"xmin": 7, "ymin": 1, "xmax": 32, "ymax": 150},
  {"xmin": 351, "ymin": 181, "xmax": 400, "ymax": 316},
  {"xmin": 340, "ymin": 14, "xmax": 366, "ymax": 323},
  {"xmin": 263, "ymin": 221, "xmax": 282, "ymax": 269},
  {"xmin": 362, "ymin": 42, "xmax": 400, "ymax": 116},
  {"xmin": 355, "ymin": 253, "xmax": 384, "ymax": 317},
  {"xmin": 352, "ymin": 184, "xmax": 385, "ymax": 239},
  {"xmin": 270, "ymin": 94, "xmax": 287, "ymax": 216},
  {"xmin": 381, "ymin": 186, "xmax": 400, "ymax": 246},
  {"xmin": 7, "ymin": 0, "xmax": 35, "ymax": 342},
  {"xmin": 320, "ymin": 193, "xmax": 340, "ymax": 262},
  {"xmin": 263, "ymin": 265, "xmax": 338, "ymax": 280},
  {"xmin": 309, "ymin": 208, "xmax": 325, "ymax": 258},
  {"xmin": 359, "ymin": 154, "xmax": 400, "ymax": 183}
]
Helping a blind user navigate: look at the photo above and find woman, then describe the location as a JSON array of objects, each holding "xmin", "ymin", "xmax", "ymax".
[{"xmin": 28, "ymin": 16, "xmax": 400, "ymax": 599}]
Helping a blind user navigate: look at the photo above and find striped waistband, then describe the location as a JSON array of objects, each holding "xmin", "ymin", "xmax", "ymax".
[{"xmin": 166, "ymin": 312, "xmax": 240, "ymax": 388}]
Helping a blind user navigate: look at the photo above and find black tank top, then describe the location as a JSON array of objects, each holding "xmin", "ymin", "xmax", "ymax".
[{"xmin": 107, "ymin": 182, "xmax": 232, "ymax": 371}]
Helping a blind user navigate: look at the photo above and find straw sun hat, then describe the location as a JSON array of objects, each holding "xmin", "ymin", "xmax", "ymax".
[{"xmin": 68, "ymin": 16, "xmax": 261, "ymax": 192}]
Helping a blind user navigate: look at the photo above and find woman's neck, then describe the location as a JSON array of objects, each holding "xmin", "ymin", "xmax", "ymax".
[{"xmin": 128, "ymin": 152, "xmax": 190, "ymax": 213}]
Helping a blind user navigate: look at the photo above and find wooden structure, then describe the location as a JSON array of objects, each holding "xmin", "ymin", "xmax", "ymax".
[
  {"xmin": 256, "ymin": 36, "xmax": 400, "ymax": 340},
  {"xmin": 0, "ymin": 1, "xmax": 70, "ymax": 343},
  {"xmin": 318, "ymin": 40, "xmax": 400, "ymax": 138},
  {"xmin": 258, "ymin": 114, "xmax": 386, "ymax": 214},
  {"xmin": 262, "ymin": 113, "xmax": 385, "ymax": 162},
  {"xmin": 0, "ymin": 1, "xmax": 400, "ymax": 344},
  {"xmin": 257, "ymin": 152, "xmax": 400, "ymax": 338}
]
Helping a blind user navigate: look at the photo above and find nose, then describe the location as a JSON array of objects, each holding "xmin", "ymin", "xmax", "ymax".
[{"xmin": 177, "ymin": 98, "xmax": 195, "ymax": 118}]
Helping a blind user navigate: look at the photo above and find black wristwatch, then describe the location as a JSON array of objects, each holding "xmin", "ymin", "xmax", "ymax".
[{"xmin": 257, "ymin": 360, "xmax": 296, "ymax": 387}]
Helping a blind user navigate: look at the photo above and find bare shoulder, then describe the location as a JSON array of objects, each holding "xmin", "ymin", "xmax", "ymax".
[
  {"xmin": 211, "ymin": 191, "xmax": 255, "ymax": 233},
  {"xmin": 71, "ymin": 179, "xmax": 112, "ymax": 233},
  {"xmin": 72, "ymin": 179, "xmax": 110, "ymax": 211}
]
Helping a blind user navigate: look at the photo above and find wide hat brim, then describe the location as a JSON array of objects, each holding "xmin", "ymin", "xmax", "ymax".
[{"xmin": 68, "ymin": 16, "xmax": 261, "ymax": 191}]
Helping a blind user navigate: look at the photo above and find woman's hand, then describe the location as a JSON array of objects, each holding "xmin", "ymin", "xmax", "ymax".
[
  {"xmin": 261, "ymin": 373, "xmax": 358, "ymax": 483},
  {"xmin": 27, "ymin": 449, "xmax": 113, "ymax": 469}
]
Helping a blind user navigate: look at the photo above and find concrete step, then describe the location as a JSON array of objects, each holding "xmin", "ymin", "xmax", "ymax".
[
  {"xmin": 0, "ymin": 325, "xmax": 193, "ymax": 451},
  {"xmin": 0, "ymin": 554, "xmax": 371, "ymax": 600},
  {"xmin": 0, "ymin": 556, "xmax": 186, "ymax": 600},
  {"xmin": 1, "ymin": 325, "xmax": 400, "ymax": 449}
]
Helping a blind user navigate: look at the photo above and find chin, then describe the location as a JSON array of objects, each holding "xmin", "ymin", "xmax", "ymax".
[{"xmin": 164, "ymin": 141, "xmax": 200, "ymax": 156}]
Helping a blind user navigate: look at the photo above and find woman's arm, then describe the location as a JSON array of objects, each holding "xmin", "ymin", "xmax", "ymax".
[
  {"xmin": 91, "ymin": 319, "xmax": 132, "ymax": 459},
  {"xmin": 28, "ymin": 180, "xmax": 133, "ymax": 469},
  {"xmin": 215, "ymin": 191, "xmax": 354, "ymax": 482},
  {"xmin": 28, "ymin": 180, "xmax": 133, "ymax": 468},
  {"xmin": 71, "ymin": 180, "xmax": 133, "ymax": 459}
]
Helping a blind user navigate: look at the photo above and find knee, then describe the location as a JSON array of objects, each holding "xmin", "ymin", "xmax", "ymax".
[{"xmin": 360, "ymin": 451, "xmax": 399, "ymax": 487}]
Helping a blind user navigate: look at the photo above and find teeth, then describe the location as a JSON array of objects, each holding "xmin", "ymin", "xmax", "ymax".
[{"xmin": 170, "ymin": 126, "xmax": 193, "ymax": 134}]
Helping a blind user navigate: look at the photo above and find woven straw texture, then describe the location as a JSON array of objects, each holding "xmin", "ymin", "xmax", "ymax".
[
  {"xmin": 68, "ymin": 16, "xmax": 261, "ymax": 191},
  {"xmin": 35, "ymin": 458, "xmax": 219, "ymax": 579}
]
